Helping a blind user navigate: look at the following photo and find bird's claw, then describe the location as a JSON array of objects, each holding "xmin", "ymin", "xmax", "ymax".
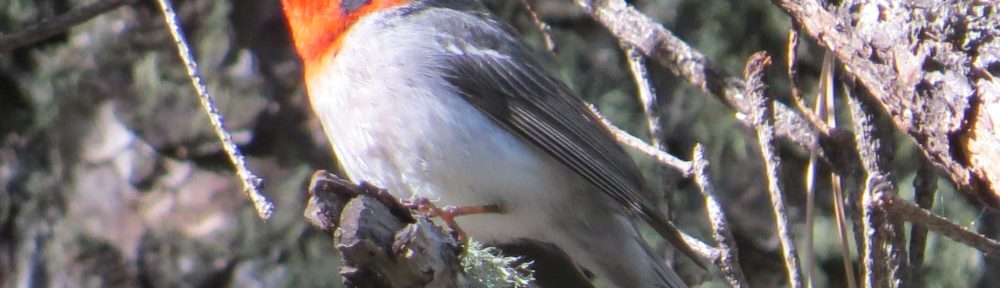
[{"xmin": 402, "ymin": 198, "xmax": 503, "ymax": 244}]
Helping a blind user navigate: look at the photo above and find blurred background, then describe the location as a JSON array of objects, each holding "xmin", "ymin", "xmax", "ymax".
[{"xmin": 0, "ymin": 0, "xmax": 994, "ymax": 287}]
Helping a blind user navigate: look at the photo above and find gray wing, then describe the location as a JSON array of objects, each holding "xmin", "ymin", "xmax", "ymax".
[{"xmin": 428, "ymin": 9, "xmax": 702, "ymax": 267}]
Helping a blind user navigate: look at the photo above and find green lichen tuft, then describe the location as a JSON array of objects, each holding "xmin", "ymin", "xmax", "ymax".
[{"xmin": 461, "ymin": 239, "xmax": 535, "ymax": 288}]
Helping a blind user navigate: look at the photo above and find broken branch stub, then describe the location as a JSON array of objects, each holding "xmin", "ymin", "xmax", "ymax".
[{"xmin": 303, "ymin": 170, "xmax": 469, "ymax": 287}]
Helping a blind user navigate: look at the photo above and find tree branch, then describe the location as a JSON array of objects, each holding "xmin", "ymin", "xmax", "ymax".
[
  {"xmin": 692, "ymin": 145, "xmax": 749, "ymax": 288},
  {"xmin": 624, "ymin": 45, "xmax": 663, "ymax": 150},
  {"xmin": 590, "ymin": 105, "xmax": 693, "ymax": 176},
  {"xmin": 908, "ymin": 159, "xmax": 938, "ymax": 287},
  {"xmin": 848, "ymin": 88, "xmax": 907, "ymax": 288},
  {"xmin": 0, "ymin": 0, "xmax": 134, "ymax": 54},
  {"xmin": 155, "ymin": 0, "xmax": 273, "ymax": 219},
  {"xmin": 745, "ymin": 51, "xmax": 805, "ymax": 288},
  {"xmin": 877, "ymin": 193, "xmax": 1000, "ymax": 261}
]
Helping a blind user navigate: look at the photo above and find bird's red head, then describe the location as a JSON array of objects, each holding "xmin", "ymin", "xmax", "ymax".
[{"xmin": 282, "ymin": 0, "xmax": 406, "ymax": 69}]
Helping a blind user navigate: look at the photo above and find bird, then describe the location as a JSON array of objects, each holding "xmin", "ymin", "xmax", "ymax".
[{"xmin": 281, "ymin": 0, "xmax": 699, "ymax": 287}]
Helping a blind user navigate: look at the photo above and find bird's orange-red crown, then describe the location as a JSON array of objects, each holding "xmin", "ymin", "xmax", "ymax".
[{"xmin": 282, "ymin": 0, "xmax": 406, "ymax": 68}]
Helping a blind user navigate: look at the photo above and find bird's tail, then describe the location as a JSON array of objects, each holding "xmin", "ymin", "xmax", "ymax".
[{"xmin": 634, "ymin": 231, "xmax": 689, "ymax": 288}]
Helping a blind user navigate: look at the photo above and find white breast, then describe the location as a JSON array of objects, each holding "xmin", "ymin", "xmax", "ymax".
[{"xmin": 302, "ymin": 13, "xmax": 598, "ymax": 243}]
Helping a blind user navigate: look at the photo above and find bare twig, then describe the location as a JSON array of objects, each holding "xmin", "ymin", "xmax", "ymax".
[
  {"xmin": 831, "ymin": 171, "xmax": 858, "ymax": 288},
  {"xmin": 848, "ymin": 88, "xmax": 905, "ymax": 288},
  {"xmin": 624, "ymin": 45, "xmax": 662, "ymax": 147},
  {"xmin": 0, "ymin": 0, "xmax": 135, "ymax": 54},
  {"xmin": 745, "ymin": 51, "xmax": 804, "ymax": 288},
  {"xmin": 852, "ymin": 87, "xmax": 889, "ymax": 288},
  {"xmin": 155, "ymin": 0, "xmax": 273, "ymax": 219},
  {"xmin": 840, "ymin": 81, "xmax": 871, "ymax": 288},
  {"xmin": 820, "ymin": 54, "xmax": 858, "ymax": 288},
  {"xmin": 785, "ymin": 29, "xmax": 831, "ymax": 137},
  {"xmin": 623, "ymin": 43, "xmax": 676, "ymax": 205},
  {"xmin": 804, "ymin": 143, "xmax": 817, "ymax": 288},
  {"xmin": 786, "ymin": 29, "xmax": 802, "ymax": 103},
  {"xmin": 877, "ymin": 193, "xmax": 1000, "ymax": 260},
  {"xmin": 519, "ymin": 0, "xmax": 557, "ymax": 55},
  {"xmin": 859, "ymin": 175, "xmax": 889, "ymax": 288},
  {"xmin": 588, "ymin": 105, "xmax": 692, "ymax": 176},
  {"xmin": 790, "ymin": 28, "xmax": 817, "ymax": 288},
  {"xmin": 692, "ymin": 145, "xmax": 749, "ymax": 288},
  {"xmin": 679, "ymin": 233, "xmax": 722, "ymax": 264},
  {"xmin": 908, "ymin": 160, "xmax": 937, "ymax": 286}
]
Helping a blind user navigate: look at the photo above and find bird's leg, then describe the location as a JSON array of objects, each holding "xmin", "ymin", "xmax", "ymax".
[{"xmin": 404, "ymin": 198, "xmax": 503, "ymax": 243}]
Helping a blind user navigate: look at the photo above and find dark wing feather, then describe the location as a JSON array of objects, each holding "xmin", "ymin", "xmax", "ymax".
[{"xmin": 434, "ymin": 14, "xmax": 703, "ymax": 267}]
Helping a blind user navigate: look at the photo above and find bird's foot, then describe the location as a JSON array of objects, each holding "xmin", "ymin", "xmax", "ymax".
[{"xmin": 403, "ymin": 198, "xmax": 502, "ymax": 244}]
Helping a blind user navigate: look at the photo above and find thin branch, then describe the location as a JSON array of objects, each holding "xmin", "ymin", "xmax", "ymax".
[
  {"xmin": 790, "ymin": 28, "xmax": 817, "ymax": 288},
  {"xmin": 679, "ymin": 233, "xmax": 722, "ymax": 265},
  {"xmin": 841, "ymin": 82, "xmax": 870, "ymax": 285},
  {"xmin": 785, "ymin": 29, "xmax": 831, "ymax": 137},
  {"xmin": 155, "ymin": 0, "xmax": 273, "ymax": 219},
  {"xmin": 0, "ymin": 0, "xmax": 134, "ymax": 54},
  {"xmin": 848, "ymin": 88, "xmax": 905, "ymax": 288},
  {"xmin": 877, "ymin": 193, "xmax": 1000, "ymax": 261},
  {"xmin": 830, "ymin": 170, "xmax": 858, "ymax": 288},
  {"xmin": 624, "ymin": 45, "xmax": 662, "ymax": 148},
  {"xmin": 804, "ymin": 143, "xmax": 817, "ymax": 288},
  {"xmin": 745, "ymin": 51, "xmax": 804, "ymax": 288},
  {"xmin": 820, "ymin": 54, "xmax": 858, "ymax": 288},
  {"xmin": 519, "ymin": 0, "xmax": 557, "ymax": 55},
  {"xmin": 786, "ymin": 29, "xmax": 802, "ymax": 102},
  {"xmin": 692, "ymin": 145, "xmax": 749, "ymax": 288},
  {"xmin": 588, "ymin": 105, "xmax": 692, "ymax": 176},
  {"xmin": 623, "ymin": 43, "xmax": 676, "ymax": 206},
  {"xmin": 908, "ymin": 160, "xmax": 937, "ymax": 286},
  {"xmin": 860, "ymin": 176, "xmax": 891, "ymax": 288}
]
